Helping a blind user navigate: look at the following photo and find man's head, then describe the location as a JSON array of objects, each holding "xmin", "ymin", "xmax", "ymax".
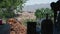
[
  {"xmin": 50, "ymin": 2, "xmax": 58, "ymax": 11},
  {"xmin": 50, "ymin": 0, "xmax": 60, "ymax": 11}
]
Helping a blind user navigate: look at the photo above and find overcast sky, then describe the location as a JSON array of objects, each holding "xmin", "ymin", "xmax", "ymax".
[{"xmin": 24, "ymin": 0, "xmax": 58, "ymax": 6}]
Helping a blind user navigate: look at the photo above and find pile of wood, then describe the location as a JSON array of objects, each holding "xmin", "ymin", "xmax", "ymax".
[{"xmin": 7, "ymin": 18, "xmax": 27, "ymax": 34}]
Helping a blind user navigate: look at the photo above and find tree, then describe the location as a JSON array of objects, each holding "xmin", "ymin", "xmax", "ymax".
[
  {"xmin": 44, "ymin": 8, "xmax": 54, "ymax": 18},
  {"xmin": 35, "ymin": 9, "xmax": 41, "ymax": 18},
  {"xmin": 0, "ymin": 0, "xmax": 27, "ymax": 19},
  {"xmin": 35, "ymin": 8, "xmax": 54, "ymax": 19},
  {"xmin": 35, "ymin": 8, "xmax": 46, "ymax": 19}
]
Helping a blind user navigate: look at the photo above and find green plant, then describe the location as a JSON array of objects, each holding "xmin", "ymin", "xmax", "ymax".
[
  {"xmin": 35, "ymin": 8, "xmax": 54, "ymax": 19},
  {"xmin": 0, "ymin": 0, "xmax": 27, "ymax": 19}
]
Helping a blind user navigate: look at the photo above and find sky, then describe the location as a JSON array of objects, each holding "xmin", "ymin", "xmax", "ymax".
[{"xmin": 24, "ymin": 0, "xmax": 58, "ymax": 6}]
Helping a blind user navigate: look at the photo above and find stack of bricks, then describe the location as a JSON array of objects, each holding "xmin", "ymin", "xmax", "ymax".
[{"xmin": 7, "ymin": 18, "xmax": 27, "ymax": 34}]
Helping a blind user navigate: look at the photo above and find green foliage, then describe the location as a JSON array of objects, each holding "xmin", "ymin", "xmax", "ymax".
[
  {"xmin": 3, "ymin": 11, "xmax": 15, "ymax": 18},
  {"xmin": 0, "ymin": 0, "xmax": 27, "ymax": 8},
  {"xmin": 0, "ymin": 0, "xmax": 27, "ymax": 19},
  {"xmin": 35, "ymin": 8, "xmax": 54, "ymax": 19},
  {"xmin": 35, "ymin": 9, "xmax": 41, "ymax": 18}
]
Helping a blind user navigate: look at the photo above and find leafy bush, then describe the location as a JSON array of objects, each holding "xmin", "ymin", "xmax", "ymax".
[{"xmin": 35, "ymin": 8, "xmax": 54, "ymax": 19}]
